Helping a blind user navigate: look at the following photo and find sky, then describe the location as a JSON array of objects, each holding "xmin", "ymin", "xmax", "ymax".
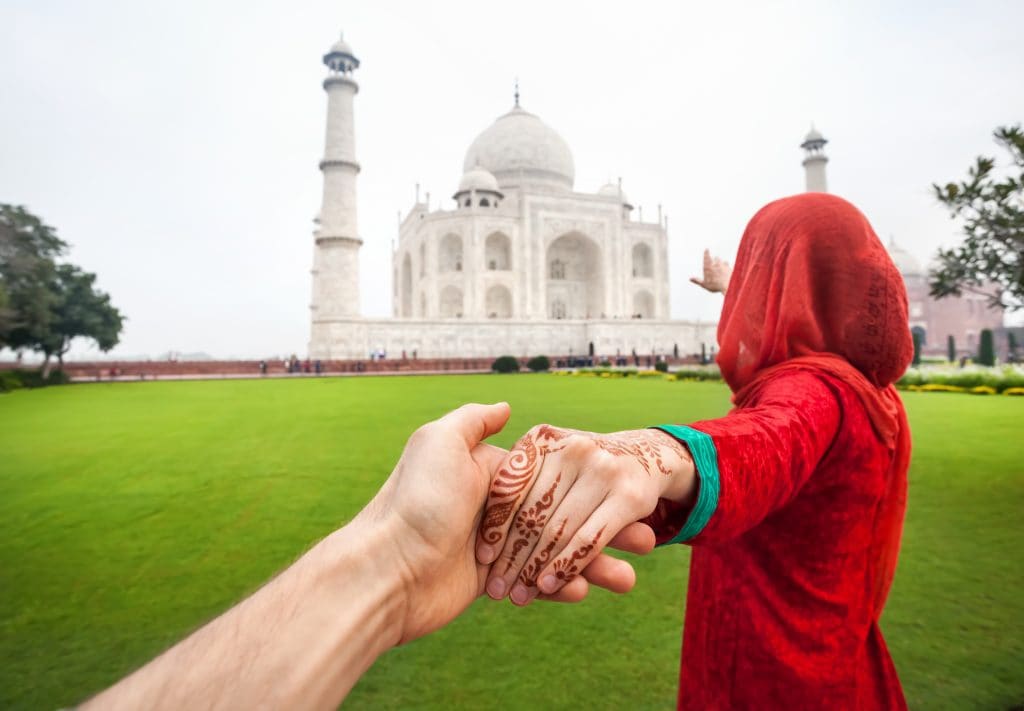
[{"xmin": 1, "ymin": 0, "xmax": 1022, "ymax": 359}]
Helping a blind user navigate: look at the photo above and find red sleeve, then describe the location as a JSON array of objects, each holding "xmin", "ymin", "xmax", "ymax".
[{"xmin": 644, "ymin": 371, "xmax": 842, "ymax": 545}]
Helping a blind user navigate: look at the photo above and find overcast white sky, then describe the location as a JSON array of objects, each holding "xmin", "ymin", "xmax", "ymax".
[{"xmin": 1, "ymin": 1, "xmax": 1021, "ymax": 359}]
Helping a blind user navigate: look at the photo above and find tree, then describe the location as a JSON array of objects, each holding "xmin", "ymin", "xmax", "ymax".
[
  {"xmin": 930, "ymin": 125, "xmax": 1024, "ymax": 311},
  {"xmin": 977, "ymin": 328, "xmax": 996, "ymax": 367},
  {"xmin": 0, "ymin": 204, "xmax": 123, "ymax": 375},
  {"xmin": 36, "ymin": 264, "xmax": 124, "ymax": 375},
  {"xmin": 947, "ymin": 334, "xmax": 956, "ymax": 363},
  {"xmin": 0, "ymin": 204, "xmax": 68, "ymax": 350},
  {"xmin": 912, "ymin": 329, "xmax": 922, "ymax": 366},
  {"xmin": 1009, "ymin": 332, "xmax": 1019, "ymax": 362}
]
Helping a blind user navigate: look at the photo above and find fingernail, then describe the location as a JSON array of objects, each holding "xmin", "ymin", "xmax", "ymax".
[
  {"xmin": 477, "ymin": 543, "xmax": 495, "ymax": 563},
  {"xmin": 486, "ymin": 578, "xmax": 507, "ymax": 599},
  {"xmin": 540, "ymin": 574, "xmax": 557, "ymax": 593},
  {"xmin": 510, "ymin": 584, "xmax": 529, "ymax": 606}
]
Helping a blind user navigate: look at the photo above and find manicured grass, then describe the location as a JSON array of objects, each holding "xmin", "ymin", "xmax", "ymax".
[{"xmin": 0, "ymin": 376, "xmax": 1021, "ymax": 710}]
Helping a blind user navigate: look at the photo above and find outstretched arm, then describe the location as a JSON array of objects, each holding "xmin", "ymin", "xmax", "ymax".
[{"xmin": 82, "ymin": 403, "xmax": 650, "ymax": 710}]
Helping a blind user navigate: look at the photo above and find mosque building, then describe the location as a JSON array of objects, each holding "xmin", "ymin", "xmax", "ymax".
[
  {"xmin": 307, "ymin": 35, "xmax": 714, "ymax": 361},
  {"xmin": 306, "ymin": 33, "xmax": 1002, "ymax": 362}
]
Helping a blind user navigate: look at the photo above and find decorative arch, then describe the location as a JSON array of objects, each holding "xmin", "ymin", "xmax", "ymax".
[
  {"xmin": 400, "ymin": 253, "xmax": 413, "ymax": 318},
  {"xmin": 440, "ymin": 285, "xmax": 464, "ymax": 318},
  {"xmin": 632, "ymin": 242, "xmax": 653, "ymax": 278},
  {"xmin": 419, "ymin": 242, "xmax": 426, "ymax": 277},
  {"xmin": 485, "ymin": 231, "xmax": 512, "ymax": 270},
  {"xmin": 546, "ymin": 232, "xmax": 603, "ymax": 319},
  {"xmin": 634, "ymin": 289, "xmax": 654, "ymax": 319},
  {"xmin": 439, "ymin": 233, "xmax": 463, "ymax": 273},
  {"xmin": 486, "ymin": 284, "xmax": 513, "ymax": 318}
]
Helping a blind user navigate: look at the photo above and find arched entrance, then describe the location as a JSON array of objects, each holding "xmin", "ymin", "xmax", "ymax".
[{"xmin": 546, "ymin": 232, "xmax": 603, "ymax": 319}]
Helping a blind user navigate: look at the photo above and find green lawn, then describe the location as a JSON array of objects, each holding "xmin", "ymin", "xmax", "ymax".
[{"xmin": 0, "ymin": 375, "xmax": 1021, "ymax": 710}]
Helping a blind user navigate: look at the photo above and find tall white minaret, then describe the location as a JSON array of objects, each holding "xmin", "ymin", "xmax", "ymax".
[
  {"xmin": 310, "ymin": 34, "xmax": 361, "ymax": 339},
  {"xmin": 801, "ymin": 126, "xmax": 828, "ymax": 192}
]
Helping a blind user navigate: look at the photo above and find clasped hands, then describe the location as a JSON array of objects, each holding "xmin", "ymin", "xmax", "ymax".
[{"xmin": 366, "ymin": 401, "xmax": 695, "ymax": 647}]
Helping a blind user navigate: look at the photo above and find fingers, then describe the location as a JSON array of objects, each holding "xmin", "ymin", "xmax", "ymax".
[
  {"xmin": 606, "ymin": 522, "xmax": 656, "ymax": 556},
  {"xmin": 703, "ymin": 247, "xmax": 711, "ymax": 269},
  {"xmin": 537, "ymin": 574, "xmax": 589, "ymax": 603},
  {"xmin": 535, "ymin": 507, "xmax": 629, "ymax": 598},
  {"xmin": 441, "ymin": 402, "xmax": 511, "ymax": 448},
  {"xmin": 579, "ymin": 552, "xmax": 636, "ymax": 594},
  {"xmin": 689, "ymin": 276, "xmax": 706, "ymax": 287},
  {"xmin": 476, "ymin": 425, "xmax": 566, "ymax": 565}
]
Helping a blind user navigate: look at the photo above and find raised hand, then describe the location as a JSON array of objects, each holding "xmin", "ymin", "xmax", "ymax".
[
  {"xmin": 690, "ymin": 248, "xmax": 732, "ymax": 294},
  {"xmin": 475, "ymin": 425, "xmax": 696, "ymax": 606}
]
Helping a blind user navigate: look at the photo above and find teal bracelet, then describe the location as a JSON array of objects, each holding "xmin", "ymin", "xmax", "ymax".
[{"xmin": 650, "ymin": 425, "xmax": 720, "ymax": 544}]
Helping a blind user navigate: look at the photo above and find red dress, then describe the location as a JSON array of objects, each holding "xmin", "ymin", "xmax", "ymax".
[
  {"xmin": 648, "ymin": 370, "xmax": 908, "ymax": 710},
  {"xmin": 647, "ymin": 193, "xmax": 914, "ymax": 710}
]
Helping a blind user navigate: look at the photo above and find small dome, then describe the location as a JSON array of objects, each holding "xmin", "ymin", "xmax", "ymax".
[
  {"xmin": 597, "ymin": 182, "xmax": 630, "ymax": 205},
  {"xmin": 464, "ymin": 106, "xmax": 575, "ymax": 192},
  {"xmin": 328, "ymin": 35, "xmax": 355, "ymax": 57},
  {"xmin": 456, "ymin": 167, "xmax": 500, "ymax": 194},
  {"xmin": 887, "ymin": 241, "xmax": 923, "ymax": 277}
]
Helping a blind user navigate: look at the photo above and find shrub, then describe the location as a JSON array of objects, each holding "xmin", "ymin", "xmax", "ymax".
[
  {"xmin": 654, "ymin": 361, "xmax": 669, "ymax": 373},
  {"xmin": 978, "ymin": 329, "xmax": 995, "ymax": 366},
  {"xmin": 491, "ymin": 356, "xmax": 520, "ymax": 374},
  {"xmin": 526, "ymin": 355, "xmax": 550, "ymax": 372},
  {"xmin": 969, "ymin": 385, "xmax": 997, "ymax": 395},
  {"xmin": 947, "ymin": 334, "xmax": 956, "ymax": 362},
  {"xmin": 1004, "ymin": 387, "xmax": 1024, "ymax": 396},
  {"xmin": 0, "ymin": 369, "xmax": 68, "ymax": 392}
]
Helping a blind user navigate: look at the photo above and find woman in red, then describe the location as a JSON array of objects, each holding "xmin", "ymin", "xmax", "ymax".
[{"xmin": 476, "ymin": 193, "xmax": 914, "ymax": 709}]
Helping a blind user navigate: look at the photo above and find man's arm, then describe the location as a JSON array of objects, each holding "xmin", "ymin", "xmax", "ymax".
[{"xmin": 82, "ymin": 403, "xmax": 649, "ymax": 710}]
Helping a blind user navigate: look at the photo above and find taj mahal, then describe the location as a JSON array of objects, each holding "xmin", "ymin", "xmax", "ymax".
[
  {"xmin": 307, "ymin": 35, "xmax": 714, "ymax": 360},
  {"xmin": 306, "ymin": 34, "xmax": 1000, "ymax": 361}
]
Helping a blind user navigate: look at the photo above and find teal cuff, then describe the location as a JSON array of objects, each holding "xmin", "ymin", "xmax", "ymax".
[{"xmin": 650, "ymin": 424, "xmax": 720, "ymax": 545}]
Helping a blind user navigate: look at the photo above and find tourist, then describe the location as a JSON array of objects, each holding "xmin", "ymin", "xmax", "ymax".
[
  {"xmin": 78, "ymin": 404, "xmax": 645, "ymax": 709},
  {"xmin": 475, "ymin": 193, "xmax": 914, "ymax": 709}
]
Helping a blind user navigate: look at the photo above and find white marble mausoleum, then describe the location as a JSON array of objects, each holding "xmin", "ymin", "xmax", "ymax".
[{"xmin": 308, "ymin": 35, "xmax": 716, "ymax": 360}]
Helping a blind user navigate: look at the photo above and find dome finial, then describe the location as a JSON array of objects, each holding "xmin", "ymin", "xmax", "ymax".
[{"xmin": 514, "ymin": 77, "xmax": 520, "ymax": 108}]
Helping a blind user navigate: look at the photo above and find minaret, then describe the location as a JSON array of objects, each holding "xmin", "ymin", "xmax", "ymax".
[
  {"xmin": 310, "ymin": 34, "xmax": 361, "ymax": 332},
  {"xmin": 801, "ymin": 126, "xmax": 828, "ymax": 192}
]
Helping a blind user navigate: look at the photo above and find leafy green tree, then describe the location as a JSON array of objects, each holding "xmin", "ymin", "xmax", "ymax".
[
  {"xmin": 977, "ymin": 328, "xmax": 996, "ymax": 366},
  {"xmin": 37, "ymin": 264, "xmax": 124, "ymax": 375},
  {"xmin": 931, "ymin": 125, "xmax": 1024, "ymax": 311},
  {"xmin": 947, "ymin": 334, "xmax": 956, "ymax": 362},
  {"xmin": 0, "ymin": 204, "xmax": 68, "ymax": 350}
]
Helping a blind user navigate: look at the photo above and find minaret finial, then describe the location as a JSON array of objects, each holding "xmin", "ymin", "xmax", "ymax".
[{"xmin": 514, "ymin": 78, "xmax": 520, "ymax": 108}]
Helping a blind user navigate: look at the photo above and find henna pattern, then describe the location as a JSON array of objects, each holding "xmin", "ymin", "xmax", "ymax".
[
  {"xmin": 520, "ymin": 518, "xmax": 568, "ymax": 587},
  {"xmin": 584, "ymin": 431, "xmax": 684, "ymax": 477},
  {"xmin": 549, "ymin": 526, "xmax": 607, "ymax": 585},
  {"xmin": 481, "ymin": 427, "xmax": 569, "ymax": 544},
  {"xmin": 505, "ymin": 472, "xmax": 562, "ymax": 572}
]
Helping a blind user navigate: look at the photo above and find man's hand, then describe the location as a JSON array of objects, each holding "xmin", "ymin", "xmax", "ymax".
[{"xmin": 690, "ymin": 248, "xmax": 732, "ymax": 294}]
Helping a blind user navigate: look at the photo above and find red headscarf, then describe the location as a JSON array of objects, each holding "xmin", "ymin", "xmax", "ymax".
[{"xmin": 717, "ymin": 193, "xmax": 913, "ymax": 609}]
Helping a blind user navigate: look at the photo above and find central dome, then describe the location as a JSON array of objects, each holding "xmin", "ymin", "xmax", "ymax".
[{"xmin": 463, "ymin": 106, "xmax": 575, "ymax": 192}]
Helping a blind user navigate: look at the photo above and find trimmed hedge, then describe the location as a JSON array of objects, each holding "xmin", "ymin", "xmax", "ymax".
[
  {"xmin": 491, "ymin": 356, "xmax": 520, "ymax": 374},
  {"xmin": 0, "ymin": 369, "xmax": 70, "ymax": 393},
  {"xmin": 526, "ymin": 355, "xmax": 550, "ymax": 372},
  {"xmin": 898, "ymin": 367, "xmax": 1024, "ymax": 394}
]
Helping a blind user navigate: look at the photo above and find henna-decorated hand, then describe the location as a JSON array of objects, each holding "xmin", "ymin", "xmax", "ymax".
[
  {"xmin": 690, "ymin": 248, "xmax": 732, "ymax": 294},
  {"xmin": 474, "ymin": 425, "xmax": 696, "ymax": 606},
  {"xmin": 357, "ymin": 405, "xmax": 659, "ymax": 645}
]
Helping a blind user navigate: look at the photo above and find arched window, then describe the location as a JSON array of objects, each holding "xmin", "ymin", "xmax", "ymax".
[
  {"xmin": 551, "ymin": 299, "xmax": 567, "ymax": 319},
  {"xmin": 419, "ymin": 242, "xmax": 426, "ymax": 277},
  {"xmin": 634, "ymin": 290, "xmax": 654, "ymax": 319},
  {"xmin": 440, "ymin": 285, "xmax": 463, "ymax": 318},
  {"xmin": 549, "ymin": 259, "xmax": 566, "ymax": 280},
  {"xmin": 439, "ymin": 234, "xmax": 463, "ymax": 273},
  {"xmin": 485, "ymin": 285, "xmax": 513, "ymax": 319},
  {"xmin": 480, "ymin": 198, "xmax": 490, "ymax": 207},
  {"xmin": 485, "ymin": 232, "xmax": 511, "ymax": 271},
  {"xmin": 632, "ymin": 243, "xmax": 653, "ymax": 278},
  {"xmin": 400, "ymin": 254, "xmax": 412, "ymax": 318}
]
